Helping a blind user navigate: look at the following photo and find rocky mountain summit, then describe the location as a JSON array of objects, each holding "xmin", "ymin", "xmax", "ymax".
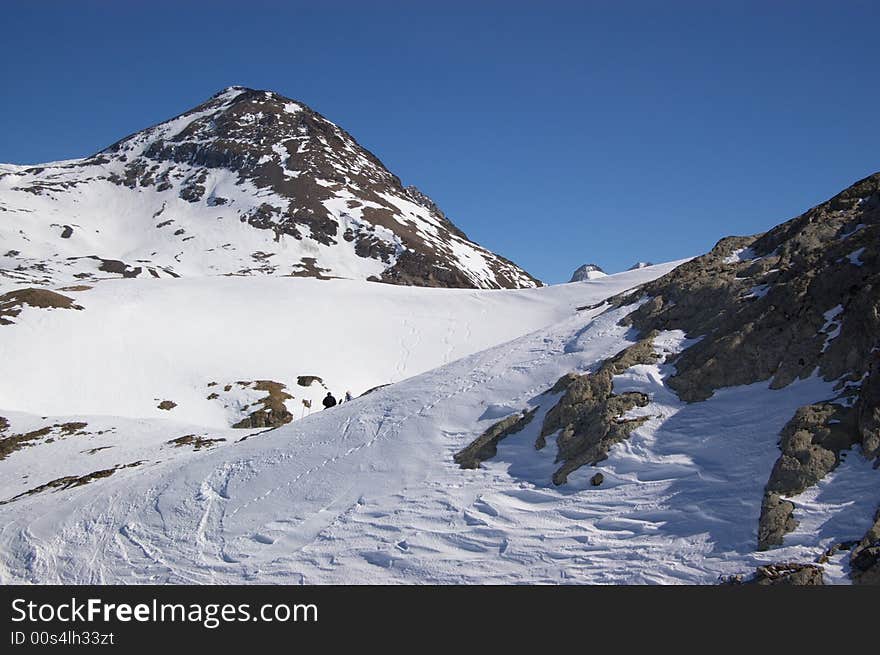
[
  {"xmin": 0, "ymin": 86, "xmax": 539, "ymax": 290},
  {"xmin": 569, "ymin": 263, "xmax": 607, "ymax": 282}
]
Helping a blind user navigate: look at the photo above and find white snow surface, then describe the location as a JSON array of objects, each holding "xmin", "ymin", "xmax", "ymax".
[
  {"xmin": 847, "ymin": 247, "xmax": 865, "ymax": 266},
  {"xmin": 0, "ymin": 258, "xmax": 873, "ymax": 584},
  {"xmin": 723, "ymin": 247, "xmax": 757, "ymax": 264}
]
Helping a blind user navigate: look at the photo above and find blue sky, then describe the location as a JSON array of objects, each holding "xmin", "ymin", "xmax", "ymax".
[{"xmin": 3, "ymin": 1, "xmax": 878, "ymax": 283}]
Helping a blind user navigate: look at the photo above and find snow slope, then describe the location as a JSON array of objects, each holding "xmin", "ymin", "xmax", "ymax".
[
  {"xmin": 0, "ymin": 265, "xmax": 678, "ymax": 425},
  {"xmin": 2, "ymin": 258, "xmax": 873, "ymax": 584}
]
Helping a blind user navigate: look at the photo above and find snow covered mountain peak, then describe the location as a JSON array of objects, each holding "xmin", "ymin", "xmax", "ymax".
[
  {"xmin": 0, "ymin": 87, "xmax": 539, "ymax": 291},
  {"xmin": 569, "ymin": 263, "xmax": 607, "ymax": 282}
]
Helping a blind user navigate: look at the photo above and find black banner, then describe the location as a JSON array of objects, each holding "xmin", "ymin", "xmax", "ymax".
[{"xmin": 0, "ymin": 584, "xmax": 871, "ymax": 650}]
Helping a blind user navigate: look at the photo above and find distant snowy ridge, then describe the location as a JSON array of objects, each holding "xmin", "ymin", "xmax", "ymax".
[{"xmin": 569, "ymin": 263, "xmax": 606, "ymax": 282}]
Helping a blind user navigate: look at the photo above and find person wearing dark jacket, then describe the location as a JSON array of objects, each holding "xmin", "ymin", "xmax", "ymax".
[{"xmin": 322, "ymin": 392, "xmax": 337, "ymax": 409}]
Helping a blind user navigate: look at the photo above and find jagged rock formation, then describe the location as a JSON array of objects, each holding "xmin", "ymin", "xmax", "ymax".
[
  {"xmin": 459, "ymin": 334, "xmax": 662, "ymax": 484},
  {"xmin": 569, "ymin": 263, "xmax": 606, "ymax": 282},
  {"xmin": 628, "ymin": 261, "xmax": 653, "ymax": 270},
  {"xmin": 461, "ymin": 172, "xmax": 878, "ymax": 576},
  {"xmin": 230, "ymin": 380, "xmax": 294, "ymax": 429},
  {"xmin": 537, "ymin": 334, "xmax": 659, "ymax": 484},
  {"xmin": 723, "ymin": 562, "xmax": 825, "ymax": 585},
  {"xmin": 0, "ymin": 87, "xmax": 539, "ymax": 290},
  {"xmin": 604, "ymin": 172, "xmax": 879, "ymax": 557}
]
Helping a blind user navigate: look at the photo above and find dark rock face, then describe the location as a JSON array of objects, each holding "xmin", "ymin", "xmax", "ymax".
[
  {"xmin": 0, "ymin": 462, "xmax": 143, "ymax": 505},
  {"xmin": 167, "ymin": 434, "xmax": 226, "ymax": 451},
  {"xmin": 751, "ymin": 563, "xmax": 825, "ymax": 585},
  {"xmin": 537, "ymin": 335, "xmax": 659, "ymax": 485},
  {"xmin": 857, "ymin": 354, "xmax": 880, "ymax": 459},
  {"xmin": 768, "ymin": 403, "xmax": 855, "ymax": 495},
  {"xmin": 617, "ymin": 173, "xmax": 879, "ymax": 403},
  {"xmin": 459, "ymin": 335, "xmax": 662, "ymax": 484},
  {"xmin": 230, "ymin": 380, "xmax": 294, "ymax": 429},
  {"xmin": 757, "ymin": 493, "xmax": 798, "ymax": 550}
]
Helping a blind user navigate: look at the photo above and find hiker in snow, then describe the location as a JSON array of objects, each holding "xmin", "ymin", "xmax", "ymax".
[
  {"xmin": 322, "ymin": 392, "xmax": 337, "ymax": 409},
  {"xmin": 344, "ymin": 390, "xmax": 353, "ymax": 403}
]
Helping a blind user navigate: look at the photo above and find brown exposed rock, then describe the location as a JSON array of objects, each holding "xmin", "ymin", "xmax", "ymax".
[
  {"xmin": 850, "ymin": 509, "xmax": 880, "ymax": 585},
  {"xmin": 752, "ymin": 562, "xmax": 825, "ymax": 585},
  {"xmin": 757, "ymin": 402, "xmax": 861, "ymax": 547},
  {"xmin": 157, "ymin": 400, "xmax": 177, "ymax": 411},
  {"xmin": 614, "ymin": 173, "xmax": 879, "ymax": 404},
  {"xmin": 0, "ymin": 288, "xmax": 83, "ymax": 325},
  {"xmin": 66, "ymin": 256, "xmax": 143, "ymax": 279},
  {"xmin": 455, "ymin": 408, "xmax": 538, "ymax": 469},
  {"xmin": 167, "ymin": 435, "xmax": 226, "ymax": 451},
  {"xmin": 767, "ymin": 403, "xmax": 857, "ymax": 495},
  {"xmin": 231, "ymin": 380, "xmax": 294, "ymax": 429},
  {"xmin": 538, "ymin": 335, "xmax": 658, "ymax": 485},
  {"xmin": 600, "ymin": 172, "xmax": 879, "ymax": 549},
  {"xmin": 857, "ymin": 353, "xmax": 880, "ymax": 460},
  {"xmin": 757, "ymin": 493, "xmax": 799, "ymax": 550}
]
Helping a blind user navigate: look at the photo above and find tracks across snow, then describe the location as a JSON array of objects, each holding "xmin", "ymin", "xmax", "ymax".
[{"xmin": 7, "ymin": 261, "xmax": 856, "ymax": 584}]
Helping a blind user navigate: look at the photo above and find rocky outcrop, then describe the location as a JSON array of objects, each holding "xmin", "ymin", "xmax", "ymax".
[
  {"xmin": 603, "ymin": 172, "xmax": 880, "ymax": 549},
  {"xmin": 756, "ymin": 402, "xmax": 861, "ymax": 548},
  {"xmin": 0, "ymin": 421, "xmax": 90, "ymax": 461},
  {"xmin": 458, "ymin": 335, "xmax": 660, "ymax": 483},
  {"xmin": 0, "ymin": 461, "xmax": 143, "ymax": 505},
  {"xmin": 231, "ymin": 380, "xmax": 294, "ymax": 429},
  {"xmin": 767, "ymin": 403, "xmax": 857, "ymax": 495},
  {"xmin": 569, "ymin": 263, "xmax": 606, "ymax": 282},
  {"xmin": 752, "ymin": 562, "xmax": 825, "ymax": 585},
  {"xmin": 857, "ymin": 354, "xmax": 880, "ymax": 459},
  {"xmin": 537, "ymin": 335, "xmax": 659, "ymax": 485},
  {"xmin": 721, "ymin": 562, "xmax": 825, "ymax": 585},
  {"xmin": 615, "ymin": 174, "xmax": 879, "ymax": 403},
  {"xmin": 455, "ymin": 408, "xmax": 537, "ymax": 469},
  {"xmin": 850, "ymin": 509, "xmax": 880, "ymax": 584},
  {"xmin": 757, "ymin": 493, "xmax": 798, "ymax": 550},
  {"xmin": 0, "ymin": 288, "xmax": 83, "ymax": 325},
  {"xmin": 167, "ymin": 435, "xmax": 226, "ymax": 451}
]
